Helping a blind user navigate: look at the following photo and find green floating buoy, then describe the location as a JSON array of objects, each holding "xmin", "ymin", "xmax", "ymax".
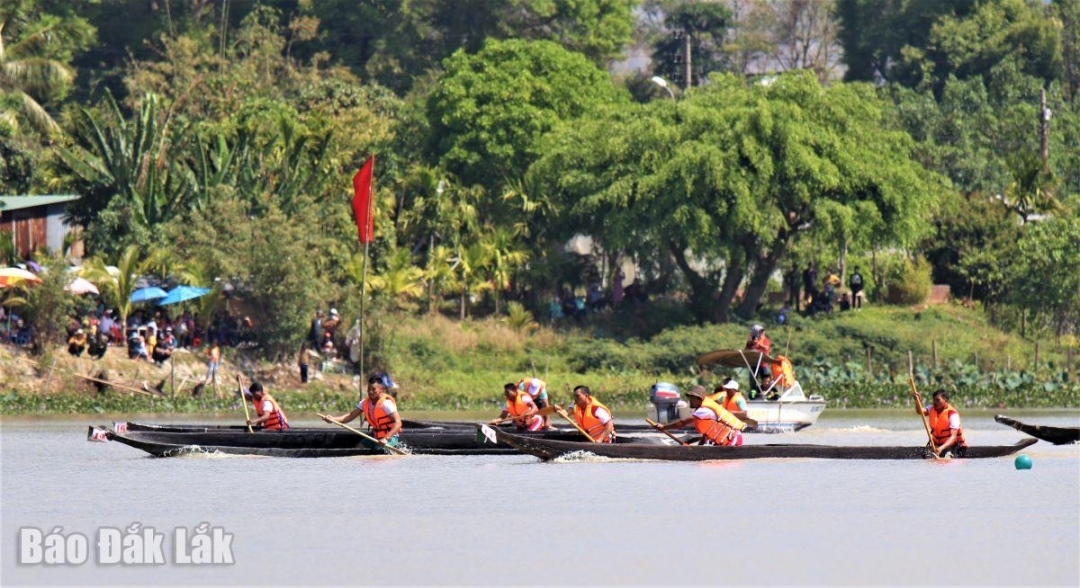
[{"xmin": 1014, "ymin": 454, "xmax": 1033, "ymax": 470}]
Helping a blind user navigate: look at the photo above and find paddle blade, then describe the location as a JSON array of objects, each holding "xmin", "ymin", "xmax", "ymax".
[{"xmin": 479, "ymin": 424, "xmax": 498, "ymax": 444}]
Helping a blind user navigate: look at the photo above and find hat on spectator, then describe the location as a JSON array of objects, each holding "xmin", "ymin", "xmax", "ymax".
[
  {"xmin": 722, "ymin": 380, "xmax": 739, "ymax": 391},
  {"xmin": 686, "ymin": 385, "xmax": 707, "ymax": 399}
]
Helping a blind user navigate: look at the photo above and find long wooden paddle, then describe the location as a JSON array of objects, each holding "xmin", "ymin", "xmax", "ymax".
[
  {"xmin": 317, "ymin": 413, "xmax": 409, "ymax": 456},
  {"xmin": 554, "ymin": 406, "xmax": 596, "ymax": 442},
  {"xmin": 489, "ymin": 405, "xmax": 556, "ymax": 426},
  {"xmin": 909, "ymin": 377, "xmax": 938, "ymax": 455},
  {"xmin": 236, "ymin": 375, "xmax": 253, "ymax": 434},
  {"xmin": 646, "ymin": 418, "xmax": 688, "ymax": 446}
]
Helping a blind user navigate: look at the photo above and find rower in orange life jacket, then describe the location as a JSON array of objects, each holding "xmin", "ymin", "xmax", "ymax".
[
  {"xmin": 493, "ymin": 382, "xmax": 543, "ymax": 431},
  {"xmin": 707, "ymin": 379, "xmax": 748, "ymax": 421},
  {"xmin": 912, "ymin": 388, "xmax": 968, "ymax": 457},
  {"xmin": 246, "ymin": 382, "xmax": 289, "ymax": 431},
  {"xmin": 571, "ymin": 385, "xmax": 616, "ymax": 443},
  {"xmin": 325, "ymin": 374, "xmax": 404, "ymax": 448},
  {"xmin": 660, "ymin": 385, "xmax": 747, "ymax": 446}
]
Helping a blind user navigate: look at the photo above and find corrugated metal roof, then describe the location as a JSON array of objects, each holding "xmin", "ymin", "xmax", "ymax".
[{"xmin": 0, "ymin": 195, "xmax": 81, "ymax": 212}]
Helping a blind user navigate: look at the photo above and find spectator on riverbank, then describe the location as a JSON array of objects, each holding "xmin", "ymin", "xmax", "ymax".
[
  {"xmin": 849, "ymin": 266, "xmax": 865, "ymax": 309},
  {"xmin": 67, "ymin": 329, "xmax": 87, "ymax": 357}
]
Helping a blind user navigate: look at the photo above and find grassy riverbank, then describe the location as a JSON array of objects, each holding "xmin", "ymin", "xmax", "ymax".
[{"xmin": 2, "ymin": 303, "xmax": 1077, "ymax": 415}]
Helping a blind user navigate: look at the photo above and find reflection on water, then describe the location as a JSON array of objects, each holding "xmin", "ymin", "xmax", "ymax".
[{"xmin": 2, "ymin": 411, "xmax": 1078, "ymax": 586}]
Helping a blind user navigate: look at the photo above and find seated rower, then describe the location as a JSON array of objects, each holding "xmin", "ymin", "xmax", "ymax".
[
  {"xmin": 518, "ymin": 377, "xmax": 552, "ymax": 429},
  {"xmin": 246, "ymin": 382, "xmax": 289, "ymax": 431},
  {"xmin": 913, "ymin": 388, "xmax": 968, "ymax": 458},
  {"xmin": 326, "ymin": 375, "xmax": 403, "ymax": 448},
  {"xmin": 708, "ymin": 379, "xmax": 748, "ymax": 421},
  {"xmin": 659, "ymin": 385, "xmax": 747, "ymax": 446},
  {"xmin": 493, "ymin": 382, "xmax": 543, "ymax": 431},
  {"xmin": 571, "ymin": 385, "xmax": 616, "ymax": 443}
]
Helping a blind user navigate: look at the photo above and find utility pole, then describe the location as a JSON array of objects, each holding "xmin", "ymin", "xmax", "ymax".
[
  {"xmin": 1040, "ymin": 88, "xmax": 1051, "ymax": 170},
  {"xmin": 684, "ymin": 33, "xmax": 693, "ymax": 91}
]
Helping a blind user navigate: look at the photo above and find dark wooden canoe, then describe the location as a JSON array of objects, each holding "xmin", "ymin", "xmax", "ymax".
[
  {"xmin": 89, "ymin": 426, "xmax": 668, "ymax": 458},
  {"xmin": 481, "ymin": 425, "xmax": 1038, "ymax": 462},
  {"xmin": 116, "ymin": 419, "xmax": 467, "ymax": 433},
  {"xmin": 116, "ymin": 419, "xmax": 689, "ymax": 435},
  {"xmin": 994, "ymin": 415, "xmax": 1080, "ymax": 445}
]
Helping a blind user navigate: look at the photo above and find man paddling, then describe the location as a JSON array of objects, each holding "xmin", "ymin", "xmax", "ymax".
[
  {"xmin": 326, "ymin": 375, "xmax": 403, "ymax": 447},
  {"xmin": 913, "ymin": 389, "xmax": 968, "ymax": 457},
  {"xmin": 518, "ymin": 376, "xmax": 553, "ymax": 429},
  {"xmin": 659, "ymin": 385, "xmax": 746, "ymax": 446},
  {"xmin": 493, "ymin": 382, "xmax": 543, "ymax": 431},
  {"xmin": 246, "ymin": 382, "xmax": 290, "ymax": 431},
  {"xmin": 570, "ymin": 385, "xmax": 616, "ymax": 443}
]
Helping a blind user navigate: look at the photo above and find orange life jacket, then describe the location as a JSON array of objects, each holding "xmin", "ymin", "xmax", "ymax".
[
  {"xmin": 253, "ymin": 394, "xmax": 288, "ymax": 431},
  {"xmin": 928, "ymin": 403, "xmax": 967, "ymax": 448},
  {"xmin": 721, "ymin": 392, "xmax": 746, "ymax": 413},
  {"xmin": 574, "ymin": 397, "xmax": 615, "ymax": 442},
  {"xmin": 772, "ymin": 355, "xmax": 795, "ymax": 389},
  {"xmin": 694, "ymin": 397, "xmax": 746, "ymax": 446},
  {"xmin": 747, "ymin": 334, "xmax": 771, "ymax": 356},
  {"xmin": 505, "ymin": 391, "xmax": 540, "ymax": 428},
  {"xmin": 363, "ymin": 393, "xmax": 399, "ymax": 439}
]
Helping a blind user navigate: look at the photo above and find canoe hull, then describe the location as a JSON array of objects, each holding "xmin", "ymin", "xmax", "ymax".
[
  {"xmin": 482, "ymin": 425, "xmax": 1038, "ymax": 462},
  {"xmin": 90, "ymin": 425, "xmax": 667, "ymax": 458},
  {"xmin": 994, "ymin": 415, "xmax": 1080, "ymax": 445}
]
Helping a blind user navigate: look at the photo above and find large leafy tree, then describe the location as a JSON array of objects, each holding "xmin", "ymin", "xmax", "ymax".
[
  {"xmin": 531, "ymin": 72, "xmax": 945, "ymax": 322},
  {"xmin": 425, "ymin": 38, "xmax": 626, "ymax": 224},
  {"xmin": 1008, "ymin": 208, "xmax": 1080, "ymax": 341},
  {"xmin": 837, "ymin": 0, "xmax": 1061, "ymax": 94},
  {"xmin": 278, "ymin": 0, "xmax": 635, "ymax": 94}
]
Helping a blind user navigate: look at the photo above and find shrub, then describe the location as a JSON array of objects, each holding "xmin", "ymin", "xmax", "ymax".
[{"xmin": 887, "ymin": 256, "xmax": 932, "ymax": 305}]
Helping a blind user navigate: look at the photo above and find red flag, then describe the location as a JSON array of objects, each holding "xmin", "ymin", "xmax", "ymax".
[{"xmin": 351, "ymin": 155, "xmax": 375, "ymax": 244}]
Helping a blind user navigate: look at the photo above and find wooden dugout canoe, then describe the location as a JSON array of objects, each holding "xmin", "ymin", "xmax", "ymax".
[
  {"xmin": 89, "ymin": 425, "xmax": 667, "ymax": 458},
  {"xmin": 480, "ymin": 425, "xmax": 1039, "ymax": 462},
  {"xmin": 994, "ymin": 415, "xmax": 1080, "ymax": 445}
]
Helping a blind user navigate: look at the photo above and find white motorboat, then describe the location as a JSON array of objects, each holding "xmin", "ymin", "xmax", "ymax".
[{"xmin": 646, "ymin": 349, "xmax": 826, "ymax": 433}]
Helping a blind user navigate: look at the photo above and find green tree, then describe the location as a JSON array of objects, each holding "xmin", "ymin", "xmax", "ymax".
[
  {"xmin": 425, "ymin": 38, "xmax": 625, "ymax": 223},
  {"xmin": 1009, "ymin": 209, "xmax": 1080, "ymax": 340},
  {"xmin": 531, "ymin": 72, "xmax": 945, "ymax": 322},
  {"xmin": 282, "ymin": 0, "xmax": 635, "ymax": 94},
  {"xmin": 837, "ymin": 0, "xmax": 1061, "ymax": 94},
  {"xmin": 81, "ymin": 243, "xmax": 148, "ymax": 332},
  {"xmin": 647, "ymin": 0, "xmax": 730, "ymax": 89}
]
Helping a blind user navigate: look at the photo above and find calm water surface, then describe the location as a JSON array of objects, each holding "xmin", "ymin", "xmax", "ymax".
[{"xmin": 2, "ymin": 410, "xmax": 1078, "ymax": 587}]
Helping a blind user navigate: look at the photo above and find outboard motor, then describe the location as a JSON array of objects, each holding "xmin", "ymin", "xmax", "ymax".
[{"xmin": 646, "ymin": 382, "xmax": 690, "ymax": 424}]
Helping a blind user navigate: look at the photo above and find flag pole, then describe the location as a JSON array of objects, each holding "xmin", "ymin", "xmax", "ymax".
[
  {"xmin": 359, "ymin": 237, "xmax": 369, "ymax": 392},
  {"xmin": 358, "ymin": 157, "xmax": 374, "ymax": 392}
]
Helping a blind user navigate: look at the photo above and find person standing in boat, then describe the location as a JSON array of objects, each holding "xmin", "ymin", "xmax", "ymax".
[
  {"xmin": 708, "ymin": 379, "xmax": 749, "ymax": 421},
  {"xmin": 913, "ymin": 389, "xmax": 968, "ymax": 457},
  {"xmin": 659, "ymin": 386, "xmax": 747, "ymax": 446},
  {"xmin": 246, "ymin": 382, "xmax": 290, "ymax": 431},
  {"xmin": 518, "ymin": 376, "xmax": 553, "ymax": 429},
  {"xmin": 570, "ymin": 385, "xmax": 616, "ymax": 443},
  {"xmin": 745, "ymin": 325, "xmax": 772, "ymax": 398},
  {"xmin": 325, "ymin": 375, "xmax": 403, "ymax": 447},
  {"xmin": 493, "ymin": 382, "xmax": 543, "ymax": 431}
]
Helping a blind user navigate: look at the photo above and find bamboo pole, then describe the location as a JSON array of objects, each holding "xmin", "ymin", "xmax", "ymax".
[
  {"xmin": 1035, "ymin": 342, "xmax": 1040, "ymax": 372},
  {"xmin": 16, "ymin": 357, "xmax": 154, "ymax": 396},
  {"xmin": 932, "ymin": 340, "xmax": 938, "ymax": 370},
  {"xmin": 1069, "ymin": 345, "xmax": 1076, "ymax": 384},
  {"xmin": 866, "ymin": 347, "xmax": 873, "ymax": 382}
]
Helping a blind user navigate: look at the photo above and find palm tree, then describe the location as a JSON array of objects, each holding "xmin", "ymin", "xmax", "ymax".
[
  {"xmin": 0, "ymin": 4, "xmax": 92, "ymax": 135},
  {"xmin": 423, "ymin": 245, "xmax": 456, "ymax": 315},
  {"xmin": 450, "ymin": 242, "xmax": 493, "ymax": 320},
  {"xmin": 479, "ymin": 228, "xmax": 529, "ymax": 314},
  {"xmin": 80, "ymin": 244, "xmax": 146, "ymax": 332},
  {"xmin": 367, "ymin": 248, "xmax": 425, "ymax": 311}
]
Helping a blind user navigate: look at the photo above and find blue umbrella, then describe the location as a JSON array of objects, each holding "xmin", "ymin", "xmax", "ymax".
[
  {"xmin": 158, "ymin": 285, "xmax": 211, "ymax": 306},
  {"xmin": 129, "ymin": 286, "xmax": 168, "ymax": 303}
]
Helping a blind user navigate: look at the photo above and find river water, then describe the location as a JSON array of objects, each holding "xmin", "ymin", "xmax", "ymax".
[{"xmin": 2, "ymin": 410, "xmax": 1078, "ymax": 587}]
